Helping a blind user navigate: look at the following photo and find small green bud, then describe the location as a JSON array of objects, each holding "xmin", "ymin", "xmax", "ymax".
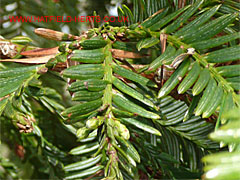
[
  {"xmin": 108, "ymin": 33, "xmax": 116, "ymax": 40},
  {"xmin": 68, "ymin": 41, "xmax": 80, "ymax": 50},
  {"xmin": 76, "ymin": 127, "xmax": 90, "ymax": 139},
  {"xmin": 112, "ymin": 27, "xmax": 120, "ymax": 32},
  {"xmin": 119, "ymin": 28, "xmax": 126, "ymax": 33},
  {"xmin": 86, "ymin": 116, "xmax": 104, "ymax": 129},
  {"xmin": 46, "ymin": 57, "xmax": 57, "ymax": 68},
  {"xmin": 115, "ymin": 121, "xmax": 130, "ymax": 140},
  {"xmin": 86, "ymin": 117, "xmax": 99, "ymax": 129},
  {"xmin": 55, "ymin": 53, "xmax": 67, "ymax": 63},
  {"xmin": 129, "ymin": 23, "xmax": 138, "ymax": 30},
  {"xmin": 119, "ymin": 124, "xmax": 130, "ymax": 140},
  {"xmin": 58, "ymin": 42, "xmax": 67, "ymax": 52}
]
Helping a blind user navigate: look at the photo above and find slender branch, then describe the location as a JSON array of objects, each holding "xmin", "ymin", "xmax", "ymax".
[{"xmin": 167, "ymin": 35, "xmax": 238, "ymax": 103}]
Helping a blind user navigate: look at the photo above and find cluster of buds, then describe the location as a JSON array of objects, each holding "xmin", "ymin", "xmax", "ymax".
[
  {"xmin": 76, "ymin": 116, "xmax": 105, "ymax": 140},
  {"xmin": 126, "ymin": 25, "xmax": 148, "ymax": 39},
  {"xmin": 16, "ymin": 116, "xmax": 34, "ymax": 133},
  {"xmin": 87, "ymin": 23, "xmax": 127, "ymax": 41}
]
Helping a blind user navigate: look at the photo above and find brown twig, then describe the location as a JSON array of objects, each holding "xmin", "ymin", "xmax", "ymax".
[
  {"xmin": 0, "ymin": 55, "xmax": 55, "ymax": 64},
  {"xmin": 110, "ymin": 49, "xmax": 146, "ymax": 59},
  {"xmin": 159, "ymin": 33, "xmax": 168, "ymax": 87},
  {"xmin": 21, "ymin": 47, "xmax": 58, "ymax": 57},
  {"xmin": 83, "ymin": 170, "xmax": 103, "ymax": 180}
]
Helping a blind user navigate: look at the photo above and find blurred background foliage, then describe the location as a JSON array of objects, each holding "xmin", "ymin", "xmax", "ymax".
[{"xmin": 0, "ymin": 0, "xmax": 121, "ymax": 47}]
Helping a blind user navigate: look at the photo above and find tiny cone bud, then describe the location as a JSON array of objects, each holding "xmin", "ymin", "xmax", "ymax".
[
  {"xmin": 86, "ymin": 118, "xmax": 99, "ymax": 129},
  {"xmin": 86, "ymin": 116, "xmax": 104, "ymax": 129},
  {"xmin": 119, "ymin": 123, "xmax": 130, "ymax": 140},
  {"xmin": 115, "ymin": 121, "xmax": 130, "ymax": 140},
  {"xmin": 76, "ymin": 127, "xmax": 89, "ymax": 139},
  {"xmin": 34, "ymin": 28, "xmax": 79, "ymax": 41}
]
